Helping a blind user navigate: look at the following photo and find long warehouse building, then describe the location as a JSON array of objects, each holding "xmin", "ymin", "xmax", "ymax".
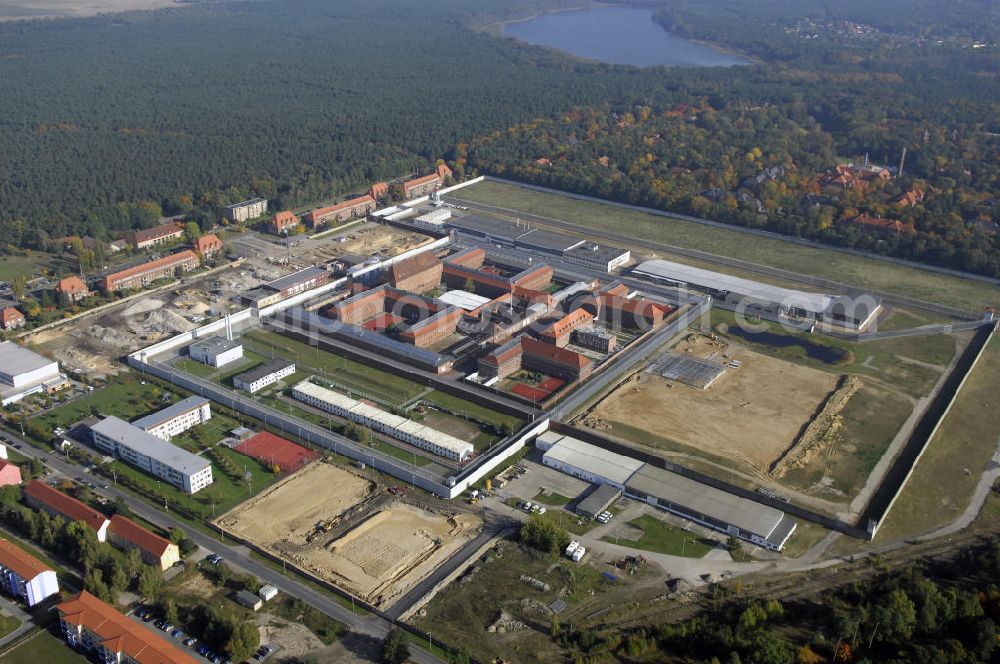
[
  {"xmin": 291, "ymin": 380, "xmax": 473, "ymax": 461},
  {"xmin": 535, "ymin": 431, "xmax": 796, "ymax": 551},
  {"xmin": 631, "ymin": 259, "xmax": 881, "ymax": 331}
]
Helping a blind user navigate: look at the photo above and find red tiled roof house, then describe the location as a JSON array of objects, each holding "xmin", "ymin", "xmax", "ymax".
[
  {"xmin": 24, "ymin": 480, "xmax": 109, "ymax": 542},
  {"xmin": 108, "ymin": 515, "xmax": 180, "ymax": 571}
]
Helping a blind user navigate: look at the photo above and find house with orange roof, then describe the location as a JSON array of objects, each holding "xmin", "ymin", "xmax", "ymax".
[
  {"xmin": 54, "ymin": 591, "xmax": 200, "ymax": 664},
  {"xmin": 270, "ymin": 210, "xmax": 300, "ymax": 235},
  {"xmin": 848, "ymin": 214, "xmax": 916, "ymax": 235},
  {"xmin": 892, "ymin": 188, "xmax": 925, "ymax": 207},
  {"xmin": 100, "ymin": 250, "xmax": 199, "ymax": 292},
  {"xmin": 0, "ymin": 459, "xmax": 21, "ymax": 487},
  {"xmin": 539, "ymin": 308, "xmax": 594, "ymax": 347},
  {"xmin": 193, "ymin": 233, "xmax": 223, "ymax": 259},
  {"xmin": 108, "ymin": 515, "xmax": 180, "ymax": 570},
  {"xmin": 126, "ymin": 222, "xmax": 184, "ymax": 250},
  {"xmin": 303, "ymin": 196, "xmax": 375, "ymax": 229},
  {"xmin": 0, "ymin": 538, "xmax": 59, "ymax": 606},
  {"xmin": 23, "ymin": 480, "xmax": 110, "ymax": 542},
  {"xmin": 369, "ymin": 182, "xmax": 389, "ymax": 200},
  {"xmin": 0, "ymin": 307, "xmax": 25, "ymax": 331},
  {"xmin": 54, "ymin": 276, "xmax": 91, "ymax": 303}
]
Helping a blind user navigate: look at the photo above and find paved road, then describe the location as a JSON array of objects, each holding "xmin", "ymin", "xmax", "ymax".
[
  {"xmin": 0, "ymin": 595, "xmax": 34, "ymax": 650},
  {"xmin": 5, "ymin": 440, "xmax": 444, "ymax": 664}
]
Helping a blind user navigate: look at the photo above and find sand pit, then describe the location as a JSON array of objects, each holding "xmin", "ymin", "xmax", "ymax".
[
  {"xmin": 320, "ymin": 504, "xmax": 481, "ymax": 607},
  {"xmin": 585, "ymin": 344, "xmax": 840, "ymax": 474},
  {"xmin": 217, "ymin": 462, "xmax": 482, "ymax": 608},
  {"xmin": 217, "ymin": 462, "xmax": 373, "ymax": 545},
  {"xmin": 122, "ymin": 297, "xmax": 165, "ymax": 317}
]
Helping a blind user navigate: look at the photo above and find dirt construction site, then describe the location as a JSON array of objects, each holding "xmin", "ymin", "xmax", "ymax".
[
  {"xmin": 215, "ymin": 461, "xmax": 483, "ymax": 608},
  {"xmin": 579, "ymin": 333, "xmax": 849, "ymax": 478},
  {"xmin": 21, "ymin": 261, "xmax": 288, "ymax": 377}
]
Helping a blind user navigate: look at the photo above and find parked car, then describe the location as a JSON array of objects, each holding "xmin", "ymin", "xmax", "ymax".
[
  {"xmin": 183, "ymin": 637, "xmax": 197, "ymax": 647},
  {"xmin": 538, "ymin": 507, "xmax": 547, "ymax": 515}
]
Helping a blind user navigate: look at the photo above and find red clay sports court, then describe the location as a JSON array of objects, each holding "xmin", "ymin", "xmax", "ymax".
[{"xmin": 234, "ymin": 432, "xmax": 320, "ymax": 473}]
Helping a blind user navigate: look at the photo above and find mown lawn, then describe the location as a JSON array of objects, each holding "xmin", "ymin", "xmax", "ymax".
[
  {"xmin": 31, "ymin": 375, "xmax": 170, "ymax": 437},
  {"xmin": 457, "ymin": 180, "xmax": 1000, "ymax": 311},
  {"xmin": 602, "ymin": 515, "xmax": 713, "ymax": 558},
  {"xmin": 2, "ymin": 627, "xmax": 88, "ymax": 664},
  {"xmin": 870, "ymin": 336, "xmax": 1000, "ymax": 543},
  {"xmin": 243, "ymin": 330, "xmax": 423, "ymax": 404}
]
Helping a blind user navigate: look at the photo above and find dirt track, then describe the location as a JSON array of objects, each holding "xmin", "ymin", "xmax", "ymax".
[{"xmin": 588, "ymin": 342, "xmax": 840, "ymax": 474}]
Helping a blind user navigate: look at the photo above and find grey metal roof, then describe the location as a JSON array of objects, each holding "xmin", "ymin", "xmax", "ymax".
[
  {"xmin": 445, "ymin": 215, "xmax": 529, "ymax": 243},
  {"xmin": 543, "ymin": 436, "xmax": 645, "ymax": 486},
  {"xmin": 264, "ymin": 266, "xmax": 329, "ymax": 293},
  {"xmin": 576, "ymin": 483, "xmax": 622, "ymax": 517},
  {"xmin": 225, "ymin": 198, "xmax": 267, "ymax": 210},
  {"xmin": 132, "ymin": 396, "xmax": 210, "ymax": 431},
  {"xmin": 233, "ymin": 359, "xmax": 295, "ymax": 385},
  {"xmin": 625, "ymin": 465, "xmax": 785, "ymax": 538},
  {"xmin": 91, "ymin": 416, "xmax": 211, "ymax": 475},
  {"xmin": 515, "ymin": 228, "xmax": 586, "ymax": 254},
  {"xmin": 190, "ymin": 336, "xmax": 242, "ymax": 356},
  {"xmin": 566, "ymin": 243, "xmax": 630, "ymax": 263},
  {"xmin": 632, "ymin": 259, "xmax": 833, "ymax": 314},
  {"xmin": 766, "ymin": 515, "xmax": 797, "ymax": 548},
  {"xmin": 0, "ymin": 342, "xmax": 56, "ymax": 378}
]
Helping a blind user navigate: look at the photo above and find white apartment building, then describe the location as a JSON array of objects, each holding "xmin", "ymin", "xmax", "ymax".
[
  {"xmin": 224, "ymin": 197, "xmax": 268, "ymax": 223},
  {"xmin": 233, "ymin": 359, "xmax": 296, "ymax": 393},
  {"xmin": 132, "ymin": 396, "xmax": 212, "ymax": 441},
  {"xmin": 91, "ymin": 416, "xmax": 214, "ymax": 494},
  {"xmin": 0, "ymin": 539, "xmax": 60, "ymax": 607}
]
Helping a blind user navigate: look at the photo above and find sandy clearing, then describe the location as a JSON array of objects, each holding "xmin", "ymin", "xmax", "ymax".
[
  {"xmin": 320, "ymin": 504, "xmax": 482, "ymax": 607},
  {"xmin": 216, "ymin": 462, "xmax": 373, "ymax": 545},
  {"xmin": 589, "ymin": 344, "xmax": 839, "ymax": 473}
]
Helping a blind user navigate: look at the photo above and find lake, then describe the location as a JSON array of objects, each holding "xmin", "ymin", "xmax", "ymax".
[{"xmin": 504, "ymin": 6, "xmax": 749, "ymax": 68}]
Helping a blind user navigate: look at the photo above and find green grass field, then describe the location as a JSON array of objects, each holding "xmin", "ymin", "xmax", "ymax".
[
  {"xmin": 243, "ymin": 330, "xmax": 423, "ymax": 404},
  {"xmin": 2, "ymin": 628, "xmax": 88, "ymax": 664},
  {"xmin": 104, "ymin": 442, "xmax": 277, "ymax": 521},
  {"xmin": 533, "ymin": 490, "xmax": 572, "ymax": 506},
  {"xmin": 601, "ymin": 515, "xmax": 713, "ymax": 558},
  {"xmin": 32, "ymin": 376, "xmax": 169, "ymax": 438},
  {"xmin": 712, "ymin": 308, "xmax": 957, "ymax": 398},
  {"xmin": 0, "ymin": 254, "xmax": 50, "ymax": 283},
  {"xmin": 0, "ymin": 613, "xmax": 21, "ymax": 639},
  {"xmin": 458, "ymin": 180, "xmax": 1000, "ymax": 312},
  {"xmin": 245, "ymin": 329, "xmax": 524, "ymax": 431},
  {"xmin": 413, "ymin": 542, "xmax": 624, "ymax": 664},
  {"xmin": 870, "ymin": 336, "xmax": 1000, "ymax": 544}
]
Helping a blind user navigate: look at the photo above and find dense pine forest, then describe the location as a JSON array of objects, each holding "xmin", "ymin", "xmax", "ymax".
[{"xmin": 0, "ymin": 0, "xmax": 998, "ymax": 277}]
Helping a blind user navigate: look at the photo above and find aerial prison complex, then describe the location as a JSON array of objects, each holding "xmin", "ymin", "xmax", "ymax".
[{"xmin": 536, "ymin": 431, "xmax": 797, "ymax": 551}]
